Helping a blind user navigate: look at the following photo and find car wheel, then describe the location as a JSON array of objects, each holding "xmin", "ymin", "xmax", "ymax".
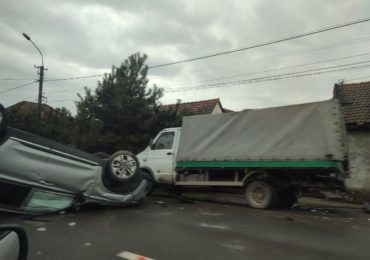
[
  {"xmin": 0, "ymin": 104, "xmax": 8, "ymax": 137},
  {"xmin": 245, "ymin": 181, "xmax": 278, "ymax": 209},
  {"xmin": 276, "ymin": 188, "xmax": 297, "ymax": 209},
  {"xmin": 107, "ymin": 150, "xmax": 140, "ymax": 183},
  {"xmin": 103, "ymin": 151, "xmax": 143, "ymax": 193}
]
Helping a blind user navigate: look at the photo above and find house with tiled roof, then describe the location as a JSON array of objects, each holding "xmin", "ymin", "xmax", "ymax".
[
  {"xmin": 159, "ymin": 98, "xmax": 233, "ymax": 115},
  {"xmin": 333, "ymin": 81, "xmax": 370, "ymax": 199},
  {"xmin": 333, "ymin": 81, "xmax": 370, "ymax": 128},
  {"xmin": 6, "ymin": 101, "xmax": 54, "ymax": 119}
]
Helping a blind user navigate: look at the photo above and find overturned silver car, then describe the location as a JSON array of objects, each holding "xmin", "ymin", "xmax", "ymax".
[{"xmin": 0, "ymin": 104, "xmax": 152, "ymax": 214}]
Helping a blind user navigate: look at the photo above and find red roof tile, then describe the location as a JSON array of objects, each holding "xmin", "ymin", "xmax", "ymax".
[
  {"xmin": 333, "ymin": 81, "xmax": 370, "ymax": 125},
  {"xmin": 159, "ymin": 98, "xmax": 221, "ymax": 115}
]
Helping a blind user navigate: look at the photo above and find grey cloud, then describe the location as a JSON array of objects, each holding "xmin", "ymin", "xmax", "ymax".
[{"xmin": 1, "ymin": 0, "xmax": 370, "ymax": 114}]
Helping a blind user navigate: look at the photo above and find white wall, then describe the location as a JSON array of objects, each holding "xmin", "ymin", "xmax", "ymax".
[
  {"xmin": 345, "ymin": 130, "xmax": 370, "ymax": 200},
  {"xmin": 212, "ymin": 103, "xmax": 223, "ymax": 114}
]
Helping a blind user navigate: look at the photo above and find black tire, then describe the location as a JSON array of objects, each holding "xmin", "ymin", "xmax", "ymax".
[
  {"xmin": 103, "ymin": 174, "xmax": 143, "ymax": 194},
  {"xmin": 0, "ymin": 104, "xmax": 7, "ymax": 137},
  {"xmin": 276, "ymin": 188, "xmax": 297, "ymax": 209},
  {"xmin": 245, "ymin": 181, "xmax": 278, "ymax": 209},
  {"xmin": 93, "ymin": 152, "xmax": 110, "ymax": 159},
  {"xmin": 141, "ymin": 169, "xmax": 156, "ymax": 195}
]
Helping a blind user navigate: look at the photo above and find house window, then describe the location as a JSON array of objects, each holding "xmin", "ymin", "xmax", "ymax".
[{"xmin": 152, "ymin": 132, "xmax": 175, "ymax": 150}]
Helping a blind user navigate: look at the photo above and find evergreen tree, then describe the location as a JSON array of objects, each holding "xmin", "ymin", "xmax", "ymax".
[{"xmin": 75, "ymin": 53, "xmax": 176, "ymax": 154}]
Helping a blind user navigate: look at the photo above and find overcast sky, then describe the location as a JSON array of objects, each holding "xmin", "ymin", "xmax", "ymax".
[{"xmin": 1, "ymin": 0, "xmax": 370, "ymax": 113}]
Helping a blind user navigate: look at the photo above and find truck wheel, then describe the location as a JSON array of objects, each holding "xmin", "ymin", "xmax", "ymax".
[
  {"xmin": 245, "ymin": 181, "xmax": 278, "ymax": 209},
  {"xmin": 0, "ymin": 104, "xmax": 7, "ymax": 137},
  {"xmin": 276, "ymin": 188, "xmax": 297, "ymax": 209}
]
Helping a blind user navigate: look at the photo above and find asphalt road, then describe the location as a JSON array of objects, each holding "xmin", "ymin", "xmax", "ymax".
[{"xmin": 1, "ymin": 196, "xmax": 370, "ymax": 260}]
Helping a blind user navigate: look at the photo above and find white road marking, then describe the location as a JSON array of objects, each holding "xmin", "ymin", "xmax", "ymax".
[
  {"xmin": 221, "ymin": 244, "xmax": 246, "ymax": 252},
  {"xmin": 117, "ymin": 251, "xmax": 154, "ymax": 260},
  {"xmin": 199, "ymin": 223, "xmax": 229, "ymax": 230},
  {"xmin": 68, "ymin": 222, "xmax": 77, "ymax": 226},
  {"xmin": 84, "ymin": 242, "xmax": 91, "ymax": 246},
  {"xmin": 200, "ymin": 212, "xmax": 222, "ymax": 216},
  {"xmin": 36, "ymin": 227, "xmax": 47, "ymax": 232}
]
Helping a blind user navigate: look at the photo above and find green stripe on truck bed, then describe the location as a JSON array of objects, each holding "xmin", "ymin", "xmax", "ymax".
[{"xmin": 176, "ymin": 160, "xmax": 344, "ymax": 173}]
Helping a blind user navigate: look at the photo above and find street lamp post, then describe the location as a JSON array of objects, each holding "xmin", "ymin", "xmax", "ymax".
[{"xmin": 22, "ymin": 33, "xmax": 45, "ymax": 132}]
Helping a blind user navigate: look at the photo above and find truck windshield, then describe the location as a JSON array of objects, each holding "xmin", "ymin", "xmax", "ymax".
[{"xmin": 152, "ymin": 131, "xmax": 175, "ymax": 150}]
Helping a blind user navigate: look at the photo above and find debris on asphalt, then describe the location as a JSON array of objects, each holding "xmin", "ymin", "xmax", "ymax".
[
  {"xmin": 293, "ymin": 205, "xmax": 334, "ymax": 214},
  {"xmin": 292, "ymin": 205, "xmax": 310, "ymax": 210},
  {"xmin": 154, "ymin": 201, "xmax": 168, "ymax": 207},
  {"xmin": 180, "ymin": 207, "xmax": 184, "ymax": 210},
  {"xmin": 24, "ymin": 220, "xmax": 46, "ymax": 227},
  {"xmin": 84, "ymin": 243, "xmax": 91, "ymax": 246},
  {"xmin": 36, "ymin": 227, "xmax": 47, "ymax": 232},
  {"xmin": 59, "ymin": 211, "xmax": 66, "ymax": 215},
  {"xmin": 68, "ymin": 222, "xmax": 77, "ymax": 226}
]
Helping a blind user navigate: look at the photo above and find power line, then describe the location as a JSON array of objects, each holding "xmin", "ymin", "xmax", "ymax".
[
  {"xmin": 0, "ymin": 80, "xmax": 38, "ymax": 94},
  {"xmin": 166, "ymin": 65, "xmax": 370, "ymax": 92},
  {"xmin": 3, "ymin": 36, "xmax": 369, "ymax": 86},
  {"xmin": 165, "ymin": 52, "xmax": 370, "ymax": 89},
  {"xmin": 166, "ymin": 61, "xmax": 370, "ymax": 92},
  {"xmin": 44, "ymin": 74, "xmax": 105, "ymax": 82},
  {"xmin": 0, "ymin": 78, "xmax": 35, "ymax": 81},
  {"xmin": 149, "ymin": 16, "xmax": 370, "ymax": 69},
  {"xmin": 50, "ymin": 99, "xmax": 76, "ymax": 102},
  {"xmin": 150, "ymin": 35, "xmax": 370, "ymax": 85},
  {"xmin": 168, "ymin": 60, "xmax": 370, "ymax": 91},
  {"xmin": 346, "ymin": 74, "xmax": 370, "ymax": 82}
]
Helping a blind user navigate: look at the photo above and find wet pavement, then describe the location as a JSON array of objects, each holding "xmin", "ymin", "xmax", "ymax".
[{"xmin": 1, "ymin": 196, "xmax": 370, "ymax": 260}]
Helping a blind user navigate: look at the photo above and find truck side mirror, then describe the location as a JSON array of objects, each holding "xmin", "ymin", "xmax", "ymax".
[{"xmin": 149, "ymin": 138, "xmax": 154, "ymax": 149}]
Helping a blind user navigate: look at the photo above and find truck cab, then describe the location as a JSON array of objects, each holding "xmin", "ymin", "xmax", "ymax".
[{"xmin": 137, "ymin": 127, "xmax": 181, "ymax": 184}]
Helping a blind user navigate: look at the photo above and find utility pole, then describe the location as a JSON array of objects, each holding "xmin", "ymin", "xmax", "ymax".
[
  {"xmin": 36, "ymin": 64, "xmax": 44, "ymax": 127},
  {"xmin": 22, "ymin": 33, "xmax": 45, "ymax": 133}
]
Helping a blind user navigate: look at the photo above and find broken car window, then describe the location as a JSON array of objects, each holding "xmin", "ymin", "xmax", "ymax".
[{"xmin": 22, "ymin": 190, "xmax": 73, "ymax": 213}]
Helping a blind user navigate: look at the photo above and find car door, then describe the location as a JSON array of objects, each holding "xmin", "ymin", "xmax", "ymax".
[
  {"xmin": 0, "ymin": 129, "xmax": 53, "ymax": 186},
  {"xmin": 146, "ymin": 131, "xmax": 176, "ymax": 184}
]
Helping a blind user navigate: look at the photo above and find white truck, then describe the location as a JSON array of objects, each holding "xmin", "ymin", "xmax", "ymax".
[{"xmin": 137, "ymin": 100, "xmax": 348, "ymax": 209}]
